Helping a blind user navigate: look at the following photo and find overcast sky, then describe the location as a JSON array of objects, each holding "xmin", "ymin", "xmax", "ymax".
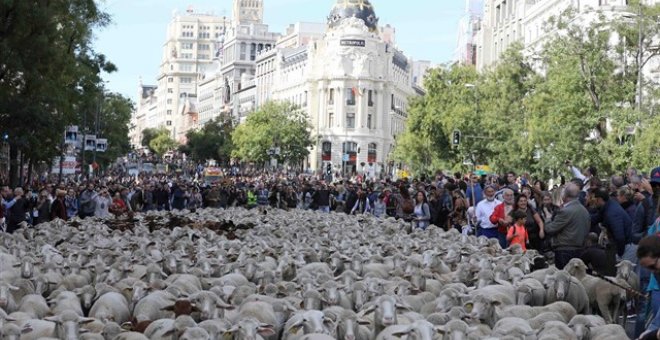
[{"xmin": 94, "ymin": 0, "xmax": 467, "ymax": 102}]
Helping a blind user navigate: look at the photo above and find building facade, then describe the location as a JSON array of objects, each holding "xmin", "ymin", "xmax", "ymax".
[
  {"xmin": 455, "ymin": 0, "xmax": 484, "ymax": 66},
  {"xmin": 475, "ymin": 0, "xmax": 658, "ymax": 72},
  {"xmin": 141, "ymin": 7, "xmax": 230, "ymax": 143},
  {"xmin": 256, "ymin": 0, "xmax": 423, "ymax": 176}
]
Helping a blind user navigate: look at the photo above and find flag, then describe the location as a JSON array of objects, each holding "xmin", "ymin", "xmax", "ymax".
[{"xmin": 352, "ymin": 87, "xmax": 363, "ymax": 97}]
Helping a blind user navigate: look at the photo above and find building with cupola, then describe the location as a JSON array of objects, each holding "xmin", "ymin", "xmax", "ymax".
[{"xmin": 256, "ymin": 0, "xmax": 425, "ymax": 177}]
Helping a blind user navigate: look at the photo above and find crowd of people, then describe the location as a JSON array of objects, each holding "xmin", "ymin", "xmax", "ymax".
[{"xmin": 1, "ymin": 162, "xmax": 660, "ymax": 337}]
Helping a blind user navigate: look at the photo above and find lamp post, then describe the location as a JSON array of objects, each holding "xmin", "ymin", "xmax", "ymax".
[{"xmin": 464, "ymin": 83, "xmax": 478, "ymax": 207}]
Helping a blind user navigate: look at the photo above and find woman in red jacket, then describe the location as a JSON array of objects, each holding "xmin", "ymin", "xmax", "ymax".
[{"xmin": 490, "ymin": 188, "xmax": 515, "ymax": 248}]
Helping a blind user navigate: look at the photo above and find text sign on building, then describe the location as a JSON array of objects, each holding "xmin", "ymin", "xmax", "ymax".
[{"xmin": 340, "ymin": 39, "xmax": 366, "ymax": 47}]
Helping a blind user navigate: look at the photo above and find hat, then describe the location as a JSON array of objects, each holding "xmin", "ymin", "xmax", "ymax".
[{"xmin": 651, "ymin": 167, "xmax": 660, "ymax": 185}]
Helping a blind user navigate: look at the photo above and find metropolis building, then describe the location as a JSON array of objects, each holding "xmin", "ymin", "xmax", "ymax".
[{"xmin": 256, "ymin": 0, "xmax": 425, "ymax": 177}]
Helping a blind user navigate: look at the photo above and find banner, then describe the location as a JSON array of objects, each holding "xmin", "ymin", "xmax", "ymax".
[
  {"xmin": 96, "ymin": 138, "xmax": 108, "ymax": 152},
  {"xmin": 84, "ymin": 135, "xmax": 96, "ymax": 151},
  {"xmin": 51, "ymin": 156, "xmax": 77, "ymax": 175},
  {"xmin": 64, "ymin": 126, "xmax": 79, "ymax": 145}
]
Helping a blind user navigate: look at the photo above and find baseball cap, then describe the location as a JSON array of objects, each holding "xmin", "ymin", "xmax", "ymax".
[{"xmin": 651, "ymin": 167, "xmax": 660, "ymax": 185}]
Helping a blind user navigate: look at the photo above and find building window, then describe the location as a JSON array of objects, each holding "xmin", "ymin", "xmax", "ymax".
[
  {"xmin": 346, "ymin": 88, "xmax": 356, "ymax": 106},
  {"xmin": 346, "ymin": 112, "xmax": 355, "ymax": 129},
  {"xmin": 167, "ymin": 110, "xmax": 172, "ymax": 115},
  {"xmin": 322, "ymin": 142, "xmax": 332, "ymax": 161},
  {"xmin": 167, "ymin": 99, "xmax": 173, "ymax": 104},
  {"xmin": 182, "ymin": 43, "xmax": 193, "ymax": 50},
  {"xmin": 250, "ymin": 43, "xmax": 256, "ymax": 61},
  {"xmin": 328, "ymin": 89, "xmax": 335, "ymax": 105},
  {"xmin": 328, "ymin": 112, "xmax": 334, "ymax": 127},
  {"xmin": 368, "ymin": 143, "xmax": 377, "ymax": 163},
  {"xmin": 166, "ymin": 121, "xmax": 172, "ymax": 126},
  {"xmin": 391, "ymin": 94, "xmax": 395, "ymax": 109},
  {"xmin": 167, "ymin": 88, "xmax": 173, "ymax": 93},
  {"xmin": 168, "ymin": 77, "xmax": 174, "ymax": 83},
  {"xmin": 367, "ymin": 114, "xmax": 372, "ymax": 129},
  {"xmin": 303, "ymin": 91, "xmax": 308, "ymax": 107},
  {"xmin": 368, "ymin": 90, "xmax": 374, "ymax": 107},
  {"xmin": 240, "ymin": 42, "xmax": 247, "ymax": 60},
  {"xmin": 181, "ymin": 77, "xmax": 192, "ymax": 84}
]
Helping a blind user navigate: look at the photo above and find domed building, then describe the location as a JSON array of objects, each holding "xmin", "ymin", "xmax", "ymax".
[{"xmin": 255, "ymin": 0, "xmax": 425, "ymax": 178}]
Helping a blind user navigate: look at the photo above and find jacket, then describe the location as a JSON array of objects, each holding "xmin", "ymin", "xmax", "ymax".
[
  {"xmin": 544, "ymin": 200, "xmax": 590, "ymax": 250},
  {"xmin": 78, "ymin": 190, "xmax": 96, "ymax": 215},
  {"xmin": 591, "ymin": 199, "xmax": 632, "ymax": 257},
  {"xmin": 489, "ymin": 202, "xmax": 513, "ymax": 233}
]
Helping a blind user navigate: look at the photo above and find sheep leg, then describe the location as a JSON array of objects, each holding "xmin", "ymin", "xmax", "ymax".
[{"xmin": 597, "ymin": 299, "xmax": 613, "ymax": 324}]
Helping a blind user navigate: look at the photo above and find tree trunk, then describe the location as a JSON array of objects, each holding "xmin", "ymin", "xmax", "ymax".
[
  {"xmin": 9, "ymin": 143, "xmax": 18, "ymax": 188},
  {"xmin": 27, "ymin": 157, "xmax": 34, "ymax": 187}
]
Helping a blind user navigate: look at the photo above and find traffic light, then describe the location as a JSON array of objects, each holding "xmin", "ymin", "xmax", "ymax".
[
  {"xmin": 326, "ymin": 163, "xmax": 332, "ymax": 176},
  {"xmin": 452, "ymin": 130, "xmax": 461, "ymax": 145}
]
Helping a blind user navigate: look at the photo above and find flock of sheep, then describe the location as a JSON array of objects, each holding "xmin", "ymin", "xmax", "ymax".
[{"xmin": 0, "ymin": 208, "xmax": 638, "ymax": 339}]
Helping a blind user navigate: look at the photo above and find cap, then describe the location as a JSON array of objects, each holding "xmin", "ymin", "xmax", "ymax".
[{"xmin": 651, "ymin": 167, "xmax": 660, "ymax": 184}]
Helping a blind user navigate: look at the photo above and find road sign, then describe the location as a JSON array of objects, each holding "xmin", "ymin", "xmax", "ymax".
[{"xmin": 343, "ymin": 154, "xmax": 349, "ymax": 162}]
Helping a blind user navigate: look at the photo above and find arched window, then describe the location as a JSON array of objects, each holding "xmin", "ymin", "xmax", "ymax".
[
  {"xmin": 322, "ymin": 142, "xmax": 332, "ymax": 161},
  {"xmin": 368, "ymin": 143, "xmax": 377, "ymax": 163}
]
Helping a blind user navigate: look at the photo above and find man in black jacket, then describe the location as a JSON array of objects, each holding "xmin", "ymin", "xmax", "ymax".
[
  {"xmin": 312, "ymin": 183, "xmax": 331, "ymax": 213},
  {"xmin": 7, "ymin": 187, "xmax": 29, "ymax": 233}
]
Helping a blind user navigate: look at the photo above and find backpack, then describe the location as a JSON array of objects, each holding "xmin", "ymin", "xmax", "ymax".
[{"xmin": 401, "ymin": 197, "xmax": 415, "ymax": 215}]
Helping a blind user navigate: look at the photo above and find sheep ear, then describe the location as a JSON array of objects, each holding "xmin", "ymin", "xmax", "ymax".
[
  {"xmin": 258, "ymin": 324, "xmax": 276, "ymax": 337},
  {"xmin": 21, "ymin": 325, "xmax": 34, "ymax": 334},
  {"xmin": 79, "ymin": 318, "xmax": 96, "ymax": 325},
  {"xmin": 391, "ymin": 328, "xmax": 412, "ymax": 337},
  {"xmin": 359, "ymin": 305, "xmax": 376, "ymax": 316},
  {"xmin": 357, "ymin": 318, "xmax": 371, "ymax": 326},
  {"xmin": 163, "ymin": 329, "xmax": 175, "ymax": 337},
  {"xmin": 44, "ymin": 316, "xmax": 60, "ymax": 323},
  {"xmin": 395, "ymin": 302, "xmax": 412, "ymax": 312}
]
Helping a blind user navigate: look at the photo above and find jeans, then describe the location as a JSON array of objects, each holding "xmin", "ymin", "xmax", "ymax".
[
  {"xmin": 637, "ymin": 289, "xmax": 660, "ymax": 337},
  {"xmin": 477, "ymin": 227, "xmax": 499, "ymax": 239},
  {"xmin": 554, "ymin": 249, "xmax": 583, "ymax": 270},
  {"xmin": 618, "ymin": 243, "xmax": 638, "ymax": 264},
  {"xmin": 318, "ymin": 206, "xmax": 330, "ymax": 213}
]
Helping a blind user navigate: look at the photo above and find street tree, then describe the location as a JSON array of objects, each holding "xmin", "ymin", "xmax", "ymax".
[
  {"xmin": 231, "ymin": 101, "xmax": 313, "ymax": 167},
  {"xmin": 184, "ymin": 115, "xmax": 234, "ymax": 165},
  {"xmin": 94, "ymin": 93, "xmax": 134, "ymax": 165},
  {"xmin": 149, "ymin": 133, "xmax": 178, "ymax": 157},
  {"xmin": 141, "ymin": 127, "xmax": 169, "ymax": 154},
  {"xmin": 0, "ymin": 0, "xmax": 114, "ymax": 186}
]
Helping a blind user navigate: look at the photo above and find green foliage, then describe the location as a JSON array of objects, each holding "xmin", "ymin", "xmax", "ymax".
[
  {"xmin": 0, "ymin": 0, "xmax": 114, "ymax": 185},
  {"xmin": 149, "ymin": 133, "xmax": 178, "ymax": 157},
  {"xmin": 141, "ymin": 127, "xmax": 169, "ymax": 153},
  {"xmin": 231, "ymin": 101, "xmax": 313, "ymax": 166},
  {"xmin": 184, "ymin": 116, "xmax": 234, "ymax": 165},
  {"xmin": 394, "ymin": 5, "xmax": 659, "ymax": 177},
  {"xmin": 94, "ymin": 93, "xmax": 133, "ymax": 165}
]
